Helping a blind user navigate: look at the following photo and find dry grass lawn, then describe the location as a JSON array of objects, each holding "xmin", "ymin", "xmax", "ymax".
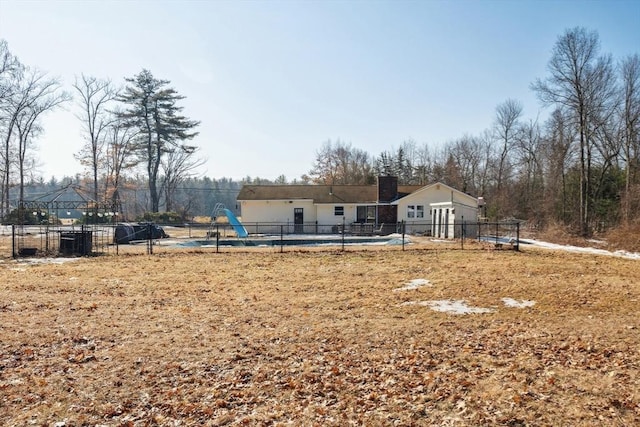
[{"xmin": 0, "ymin": 243, "xmax": 638, "ymax": 426}]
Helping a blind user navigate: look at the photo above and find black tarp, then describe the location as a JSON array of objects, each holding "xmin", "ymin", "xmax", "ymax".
[{"xmin": 114, "ymin": 223, "xmax": 168, "ymax": 244}]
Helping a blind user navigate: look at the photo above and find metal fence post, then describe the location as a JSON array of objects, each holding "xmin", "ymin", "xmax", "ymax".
[
  {"xmin": 280, "ymin": 225, "xmax": 284, "ymax": 253},
  {"xmin": 11, "ymin": 224, "xmax": 15, "ymax": 258},
  {"xmin": 147, "ymin": 223, "xmax": 153, "ymax": 255}
]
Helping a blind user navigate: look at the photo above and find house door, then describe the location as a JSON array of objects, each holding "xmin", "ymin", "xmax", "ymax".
[
  {"xmin": 444, "ymin": 208, "xmax": 449, "ymax": 238},
  {"xmin": 294, "ymin": 208, "xmax": 304, "ymax": 233}
]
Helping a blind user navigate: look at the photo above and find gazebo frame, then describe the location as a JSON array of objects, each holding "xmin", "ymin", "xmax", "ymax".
[{"xmin": 12, "ymin": 185, "xmax": 120, "ymax": 257}]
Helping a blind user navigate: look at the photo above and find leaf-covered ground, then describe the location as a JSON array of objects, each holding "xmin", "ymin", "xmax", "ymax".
[{"xmin": 0, "ymin": 246, "xmax": 638, "ymax": 426}]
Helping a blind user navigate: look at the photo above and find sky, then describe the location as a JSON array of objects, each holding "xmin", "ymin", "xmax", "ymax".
[{"xmin": 0, "ymin": 0, "xmax": 639, "ymax": 182}]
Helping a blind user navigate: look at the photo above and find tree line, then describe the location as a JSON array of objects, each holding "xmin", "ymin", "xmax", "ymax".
[
  {"xmin": 305, "ymin": 28, "xmax": 639, "ymax": 236},
  {"xmin": 1, "ymin": 27, "xmax": 638, "ymax": 236},
  {"xmin": 13, "ymin": 175, "xmax": 242, "ymax": 223},
  {"xmin": 0, "ymin": 40, "xmax": 201, "ymax": 219}
]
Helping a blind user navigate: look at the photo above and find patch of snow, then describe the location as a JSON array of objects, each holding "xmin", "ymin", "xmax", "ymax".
[
  {"xmin": 386, "ymin": 237, "xmax": 410, "ymax": 245},
  {"xmin": 522, "ymin": 239, "xmax": 640, "ymax": 260},
  {"xmin": 587, "ymin": 239, "xmax": 606, "ymax": 245},
  {"xmin": 612, "ymin": 250, "xmax": 640, "ymax": 260},
  {"xmin": 402, "ymin": 299, "xmax": 495, "ymax": 315},
  {"xmin": 502, "ymin": 297, "xmax": 536, "ymax": 308},
  {"xmin": 394, "ymin": 278, "xmax": 432, "ymax": 291},
  {"xmin": 386, "ymin": 233, "xmax": 404, "ymax": 238},
  {"xmin": 15, "ymin": 257, "xmax": 82, "ymax": 265}
]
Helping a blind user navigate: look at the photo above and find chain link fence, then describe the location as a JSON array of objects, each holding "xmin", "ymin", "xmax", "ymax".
[{"xmin": 5, "ymin": 220, "xmax": 521, "ymax": 258}]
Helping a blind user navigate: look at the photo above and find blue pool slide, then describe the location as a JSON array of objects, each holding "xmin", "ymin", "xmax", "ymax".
[{"xmin": 223, "ymin": 208, "xmax": 248, "ymax": 238}]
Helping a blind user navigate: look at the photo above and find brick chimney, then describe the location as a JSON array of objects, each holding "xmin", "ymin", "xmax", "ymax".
[{"xmin": 377, "ymin": 176, "xmax": 398, "ymax": 203}]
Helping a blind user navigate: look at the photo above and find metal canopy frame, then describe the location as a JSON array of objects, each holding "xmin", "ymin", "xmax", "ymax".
[
  {"xmin": 12, "ymin": 184, "xmax": 120, "ymax": 258},
  {"xmin": 17, "ymin": 184, "xmax": 120, "ymax": 220}
]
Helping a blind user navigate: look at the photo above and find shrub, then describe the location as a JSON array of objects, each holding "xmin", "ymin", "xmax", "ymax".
[
  {"xmin": 136, "ymin": 211, "xmax": 185, "ymax": 224},
  {"xmin": 3, "ymin": 208, "xmax": 49, "ymax": 225}
]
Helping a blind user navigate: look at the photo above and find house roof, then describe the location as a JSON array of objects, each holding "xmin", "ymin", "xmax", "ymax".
[
  {"xmin": 238, "ymin": 184, "xmax": 424, "ymax": 204},
  {"xmin": 392, "ymin": 182, "xmax": 479, "ymax": 205}
]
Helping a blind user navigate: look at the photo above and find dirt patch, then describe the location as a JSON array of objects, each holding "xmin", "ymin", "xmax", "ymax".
[{"xmin": 0, "ymin": 248, "xmax": 638, "ymax": 425}]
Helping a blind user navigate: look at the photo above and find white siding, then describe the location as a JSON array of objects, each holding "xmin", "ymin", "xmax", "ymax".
[
  {"xmin": 239, "ymin": 200, "xmax": 316, "ymax": 233},
  {"xmin": 316, "ymin": 204, "xmax": 358, "ymax": 225},
  {"xmin": 394, "ymin": 183, "xmax": 478, "ymax": 238}
]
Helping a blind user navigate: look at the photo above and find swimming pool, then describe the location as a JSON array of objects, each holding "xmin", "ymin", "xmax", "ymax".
[{"xmin": 175, "ymin": 234, "xmax": 405, "ymax": 247}]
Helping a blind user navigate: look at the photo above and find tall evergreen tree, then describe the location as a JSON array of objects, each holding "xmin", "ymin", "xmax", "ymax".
[{"xmin": 117, "ymin": 69, "xmax": 199, "ymax": 212}]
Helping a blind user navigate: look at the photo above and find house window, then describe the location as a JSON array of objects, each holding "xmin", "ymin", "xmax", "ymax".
[
  {"xmin": 356, "ymin": 206, "xmax": 376, "ymax": 223},
  {"xmin": 334, "ymin": 206, "xmax": 344, "ymax": 216},
  {"xmin": 407, "ymin": 205, "xmax": 424, "ymax": 219}
]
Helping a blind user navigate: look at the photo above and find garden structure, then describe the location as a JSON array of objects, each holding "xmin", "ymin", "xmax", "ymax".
[{"xmin": 11, "ymin": 184, "xmax": 119, "ymax": 257}]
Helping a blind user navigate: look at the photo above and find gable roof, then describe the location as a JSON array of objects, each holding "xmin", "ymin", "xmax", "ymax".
[
  {"xmin": 237, "ymin": 184, "xmax": 424, "ymax": 204},
  {"xmin": 392, "ymin": 182, "xmax": 478, "ymax": 205},
  {"xmin": 238, "ymin": 185, "xmax": 374, "ymax": 204}
]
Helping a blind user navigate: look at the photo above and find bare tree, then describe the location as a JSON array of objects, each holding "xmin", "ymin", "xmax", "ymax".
[
  {"xmin": 73, "ymin": 74, "xmax": 117, "ymax": 202},
  {"xmin": 619, "ymin": 54, "xmax": 640, "ymax": 222},
  {"xmin": 411, "ymin": 143, "xmax": 435, "ymax": 186},
  {"xmin": 160, "ymin": 144, "xmax": 205, "ymax": 212},
  {"xmin": 0, "ymin": 41, "xmax": 24, "ymax": 217},
  {"xmin": 492, "ymin": 98, "xmax": 523, "ymax": 217},
  {"xmin": 532, "ymin": 27, "xmax": 617, "ymax": 235},
  {"xmin": 13, "ymin": 70, "xmax": 70, "ymax": 202},
  {"xmin": 1, "ymin": 66, "xmax": 69, "ymax": 212},
  {"xmin": 447, "ymin": 135, "xmax": 484, "ymax": 195},
  {"xmin": 0, "ymin": 40, "xmax": 22, "ymax": 104},
  {"xmin": 514, "ymin": 118, "xmax": 545, "ymax": 220},
  {"xmin": 104, "ymin": 113, "xmax": 138, "ymax": 210},
  {"xmin": 541, "ymin": 108, "xmax": 577, "ymax": 223},
  {"xmin": 308, "ymin": 139, "xmax": 373, "ymax": 185}
]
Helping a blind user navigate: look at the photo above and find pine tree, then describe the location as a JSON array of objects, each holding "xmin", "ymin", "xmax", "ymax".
[{"xmin": 117, "ymin": 69, "xmax": 199, "ymax": 212}]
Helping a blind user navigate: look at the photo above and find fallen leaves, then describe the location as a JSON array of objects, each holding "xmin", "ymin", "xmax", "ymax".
[{"xmin": 0, "ymin": 249, "xmax": 638, "ymax": 425}]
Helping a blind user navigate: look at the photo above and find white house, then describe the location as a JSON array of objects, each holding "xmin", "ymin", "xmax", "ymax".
[
  {"xmin": 236, "ymin": 177, "xmax": 480, "ymax": 238},
  {"xmin": 392, "ymin": 182, "xmax": 480, "ymax": 238}
]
